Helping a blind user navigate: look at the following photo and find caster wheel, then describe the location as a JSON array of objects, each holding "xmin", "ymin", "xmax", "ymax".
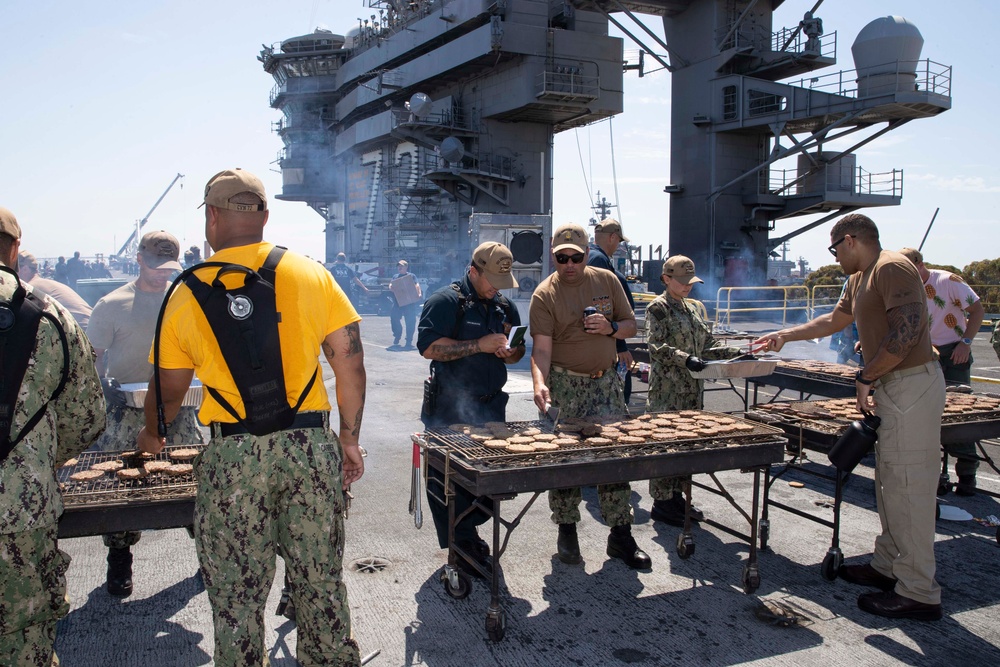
[
  {"xmin": 820, "ymin": 549, "xmax": 843, "ymax": 581},
  {"xmin": 442, "ymin": 568, "xmax": 472, "ymax": 600},
  {"xmin": 676, "ymin": 532, "xmax": 695, "ymax": 560},
  {"xmin": 758, "ymin": 519, "xmax": 770, "ymax": 551},
  {"xmin": 485, "ymin": 609, "xmax": 506, "ymax": 642},
  {"xmin": 937, "ymin": 474, "xmax": 950, "ymax": 497},
  {"xmin": 742, "ymin": 564, "xmax": 760, "ymax": 595}
]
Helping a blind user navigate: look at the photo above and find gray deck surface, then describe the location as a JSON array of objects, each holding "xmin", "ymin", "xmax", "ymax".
[{"xmin": 53, "ymin": 316, "xmax": 1000, "ymax": 666}]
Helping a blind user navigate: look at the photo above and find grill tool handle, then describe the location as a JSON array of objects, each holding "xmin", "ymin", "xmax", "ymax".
[{"xmin": 410, "ymin": 440, "xmax": 423, "ymax": 528}]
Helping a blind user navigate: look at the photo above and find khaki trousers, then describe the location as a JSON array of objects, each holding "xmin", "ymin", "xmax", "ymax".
[{"xmin": 871, "ymin": 361, "xmax": 945, "ymax": 605}]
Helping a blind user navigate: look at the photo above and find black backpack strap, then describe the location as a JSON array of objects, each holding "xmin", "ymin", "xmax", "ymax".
[{"xmin": 0, "ymin": 270, "xmax": 70, "ymax": 462}]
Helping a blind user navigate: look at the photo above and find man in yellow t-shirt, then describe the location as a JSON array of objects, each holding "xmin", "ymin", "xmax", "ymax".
[{"xmin": 137, "ymin": 169, "xmax": 366, "ymax": 667}]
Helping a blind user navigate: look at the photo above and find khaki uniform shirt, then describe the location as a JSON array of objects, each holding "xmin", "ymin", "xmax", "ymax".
[
  {"xmin": 0, "ymin": 270, "xmax": 105, "ymax": 533},
  {"xmin": 87, "ymin": 281, "xmax": 165, "ymax": 383},
  {"xmin": 836, "ymin": 250, "xmax": 935, "ymax": 371},
  {"xmin": 529, "ymin": 266, "xmax": 633, "ymax": 375}
]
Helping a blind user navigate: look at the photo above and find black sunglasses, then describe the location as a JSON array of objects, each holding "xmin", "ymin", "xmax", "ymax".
[
  {"xmin": 555, "ymin": 252, "xmax": 585, "ymax": 265},
  {"xmin": 828, "ymin": 235, "xmax": 853, "ymax": 258}
]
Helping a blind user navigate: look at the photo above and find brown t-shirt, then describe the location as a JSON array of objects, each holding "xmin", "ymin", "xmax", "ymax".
[
  {"xmin": 835, "ymin": 250, "xmax": 935, "ymax": 371},
  {"xmin": 529, "ymin": 266, "xmax": 634, "ymax": 374}
]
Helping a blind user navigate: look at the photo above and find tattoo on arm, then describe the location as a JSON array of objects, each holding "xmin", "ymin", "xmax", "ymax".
[
  {"xmin": 432, "ymin": 339, "xmax": 480, "ymax": 361},
  {"xmin": 885, "ymin": 302, "xmax": 923, "ymax": 356},
  {"xmin": 339, "ymin": 392, "xmax": 366, "ymax": 437},
  {"xmin": 322, "ymin": 341, "xmax": 334, "ymax": 359},
  {"xmin": 345, "ymin": 322, "xmax": 362, "ymax": 356}
]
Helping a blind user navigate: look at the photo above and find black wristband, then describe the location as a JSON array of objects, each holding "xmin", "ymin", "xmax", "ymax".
[
  {"xmin": 856, "ymin": 369, "xmax": 874, "ymax": 385},
  {"xmin": 607, "ymin": 320, "xmax": 619, "ymax": 337}
]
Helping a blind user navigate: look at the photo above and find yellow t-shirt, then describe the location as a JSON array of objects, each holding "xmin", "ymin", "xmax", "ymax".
[{"xmin": 152, "ymin": 243, "xmax": 360, "ymax": 424}]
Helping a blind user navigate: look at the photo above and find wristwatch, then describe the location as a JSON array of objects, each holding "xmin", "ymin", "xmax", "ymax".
[
  {"xmin": 961, "ymin": 338, "xmax": 973, "ymax": 346},
  {"xmin": 855, "ymin": 369, "xmax": 874, "ymax": 385},
  {"xmin": 608, "ymin": 320, "xmax": 619, "ymax": 337}
]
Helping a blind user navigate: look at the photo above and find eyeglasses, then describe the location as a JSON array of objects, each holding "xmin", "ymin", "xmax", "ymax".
[
  {"xmin": 828, "ymin": 235, "xmax": 853, "ymax": 258},
  {"xmin": 555, "ymin": 252, "xmax": 585, "ymax": 265}
]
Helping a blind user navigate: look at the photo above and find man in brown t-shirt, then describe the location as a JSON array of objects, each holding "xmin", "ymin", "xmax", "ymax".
[
  {"xmin": 530, "ymin": 223, "xmax": 651, "ymax": 570},
  {"xmin": 754, "ymin": 213, "xmax": 945, "ymax": 621}
]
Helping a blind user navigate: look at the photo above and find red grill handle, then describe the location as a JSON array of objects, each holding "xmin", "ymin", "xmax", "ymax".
[{"xmin": 412, "ymin": 441, "xmax": 421, "ymax": 468}]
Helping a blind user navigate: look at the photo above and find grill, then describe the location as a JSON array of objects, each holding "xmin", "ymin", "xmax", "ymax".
[
  {"xmin": 748, "ymin": 395, "xmax": 1000, "ymax": 449},
  {"xmin": 422, "ymin": 413, "xmax": 786, "ymax": 496},
  {"xmin": 748, "ymin": 361, "xmax": 857, "ymax": 404},
  {"xmin": 414, "ymin": 411, "xmax": 788, "ymax": 641},
  {"xmin": 58, "ymin": 445, "xmax": 202, "ymax": 538}
]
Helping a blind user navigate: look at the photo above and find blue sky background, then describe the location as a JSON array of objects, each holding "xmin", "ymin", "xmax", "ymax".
[{"xmin": 2, "ymin": 1, "xmax": 995, "ymax": 274}]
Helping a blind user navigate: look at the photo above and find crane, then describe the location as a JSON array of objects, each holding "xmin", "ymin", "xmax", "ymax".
[{"xmin": 115, "ymin": 173, "xmax": 184, "ymax": 259}]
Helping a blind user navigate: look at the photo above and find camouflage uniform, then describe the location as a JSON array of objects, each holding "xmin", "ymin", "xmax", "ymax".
[
  {"xmin": 194, "ymin": 419, "xmax": 359, "ymax": 667},
  {"xmin": 646, "ymin": 294, "xmax": 740, "ymax": 498},
  {"xmin": 0, "ymin": 279, "xmax": 105, "ymax": 666},
  {"xmin": 547, "ymin": 369, "xmax": 633, "ymax": 527}
]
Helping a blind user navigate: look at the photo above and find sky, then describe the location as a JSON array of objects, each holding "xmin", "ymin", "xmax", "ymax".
[{"xmin": 2, "ymin": 0, "xmax": 996, "ymax": 274}]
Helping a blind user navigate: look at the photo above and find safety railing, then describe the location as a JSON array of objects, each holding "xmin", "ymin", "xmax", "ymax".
[
  {"xmin": 714, "ymin": 286, "xmax": 812, "ymax": 328},
  {"xmin": 787, "ymin": 59, "xmax": 952, "ymax": 99}
]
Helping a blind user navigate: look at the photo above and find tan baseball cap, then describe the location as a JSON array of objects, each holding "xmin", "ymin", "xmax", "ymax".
[
  {"xmin": 201, "ymin": 168, "xmax": 268, "ymax": 212},
  {"xmin": 18, "ymin": 250, "xmax": 37, "ymax": 272},
  {"xmin": 594, "ymin": 218, "xmax": 629, "ymax": 242},
  {"xmin": 551, "ymin": 223, "xmax": 588, "ymax": 254},
  {"xmin": 662, "ymin": 255, "xmax": 703, "ymax": 285},
  {"xmin": 138, "ymin": 230, "xmax": 183, "ymax": 271},
  {"xmin": 898, "ymin": 247, "xmax": 922, "ymax": 265},
  {"xmin": 472, "ymin": 241, "xmax": 518, "ymax": 289},
  {"xmin": 0, "ymin": 207, "xmax": 21, "ymax": 240}
]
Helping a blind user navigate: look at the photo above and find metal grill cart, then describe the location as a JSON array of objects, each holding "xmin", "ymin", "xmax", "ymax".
[
  {"xmin": 58, "ymin": 445, "xmax": 203, "ymax": 539},
  {"xmin": 748, "ymin": 395, "xmax": 1000, "ymax": 577},
  {"xmin": 410, "ymin": 413, "xmax": 786, "ymax": 642}
]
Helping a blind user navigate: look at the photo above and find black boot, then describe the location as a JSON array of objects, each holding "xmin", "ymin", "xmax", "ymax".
[
  {"xmin": 107, "ymin": 546, "xmax": 133, "ymax": 598},
  {"xmin": 557, "ymin": 523, "xmax": 581, "ymax": 564},
  {"xmin": 956, "ymin": 475, "xmax": 977, "ymax": 497},
  {"xmin": 607, "ymin": 525, "xmax": 652, "ymax": 570},
  {"xmin": 650, "ymin": 493, "xmax": 704, "ymax": 527}
]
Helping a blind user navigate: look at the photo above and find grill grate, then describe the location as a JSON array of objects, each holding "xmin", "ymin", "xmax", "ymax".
[
  {"xmin": 773, "ymin": 362, "xmax": 856, "ymax": 386},
  {"xmin": 425, "ymin": 412, "xmax": 784, "ymax": 470},
  {"xmin": 59, "ymin": 445, "xmax": 202, "ymax": 507}
]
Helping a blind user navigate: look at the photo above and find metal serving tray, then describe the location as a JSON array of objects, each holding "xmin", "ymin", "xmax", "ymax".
[{"xmin": 690, "ymin": 358, "xmax": 778, "ymax": 379}]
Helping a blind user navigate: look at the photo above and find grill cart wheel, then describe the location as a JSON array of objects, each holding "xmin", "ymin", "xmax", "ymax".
[
  {"xmin": 442, "ymin": 567, "xmax": 472, "ymax": 600},
  {"xmin": 820, "ymin": 548, "xmax": 843, "ymax": 581},
  {"xmin": 485, "ymin": 607, "xmax": 506, "ymax": 642},
  {"xmin": 742, "ymin": 563, "xmax": 761, "ymax": 595},
  {"xmin": 937, "ymin": 473, "xmax": 951, "ymax": 497},
  {"xmin": 676, "ymin": 532, "xmax": 695, "ymax": 559},
  {"xmin": 758, "ymin": 519, "xmax": 770, "ymax": 551}
]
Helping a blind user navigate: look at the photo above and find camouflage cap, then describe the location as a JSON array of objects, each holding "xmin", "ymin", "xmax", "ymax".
[
  {"xmin": 551, "ymin": 223, "xmax": 588, "ymax": 254},
  {"xmin": 594, "ymin": 218, "xmax": 629, "ymax": 242},
  {"xmin": 472, "ymin": 241, "xmax": 518, "ymax": 289},
  {"xmin": 138, "ymin": 230, "xmax": 183, "ymax": 271},
  {"xmin": 0, "ymin": 206, "xmax": 21, "ymax": 240},
  {"xmin": 201, "ymin": 168, "xmax": 268, "ymax": 212},
  {"xmin": 662, "ymin": 255, "xmax": 703, "ymax": 285}
]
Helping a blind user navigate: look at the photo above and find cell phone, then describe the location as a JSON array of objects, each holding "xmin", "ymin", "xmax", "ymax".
[{"xmin": 507, "ymin": 325, "xmax": 528, "ymax": 348}]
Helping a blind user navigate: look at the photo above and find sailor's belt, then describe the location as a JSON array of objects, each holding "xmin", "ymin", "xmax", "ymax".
[
  {"xmin": 210, "ymin": 411, "xmax": 327, "ymax": 438},
  {"xmin": 877, "ymin": 360, "xmax": 939, "ymax": 386},
  {"xmin": 552, "ymin": 365, "xmax": 612, "ymax": 380}
]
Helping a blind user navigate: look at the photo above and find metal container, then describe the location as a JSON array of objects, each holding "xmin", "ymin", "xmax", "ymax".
[
  {"xmin": 119, "ymin": 380, "xmax": 203, "ymax": 408},
  {"xmin": 689, "ymin": 358, "xmax": 778, "ymax": 379}
]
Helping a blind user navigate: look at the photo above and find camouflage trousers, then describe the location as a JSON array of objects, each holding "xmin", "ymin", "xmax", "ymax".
[
  {"xmin": 89, "ymin": 405, "xmax": 205, "ymax": 452},
  {"xmin": 0, "ymin": 525, "xmax": 69, "ymax": 667},
  {"xmin": 647, "ymin": 391, "xmax": 701, "ymax": 500},
  {"xmin": 547, "ymin": 368, "xmax": 633, "ymax": 527},
  {"xmin": 193, "ymin": 418, "xmax": 360, "ymax": 667}
]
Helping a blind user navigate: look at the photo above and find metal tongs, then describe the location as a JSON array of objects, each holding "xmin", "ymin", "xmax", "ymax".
[{"xmin": 409, "ymin": 439, "xmax": 423, "ymax": 528}]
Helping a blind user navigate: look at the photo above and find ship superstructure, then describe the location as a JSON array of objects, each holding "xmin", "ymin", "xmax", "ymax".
[{"xmin": 259, "ymin": 0, "xmax": 625, "ymax": 293}]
